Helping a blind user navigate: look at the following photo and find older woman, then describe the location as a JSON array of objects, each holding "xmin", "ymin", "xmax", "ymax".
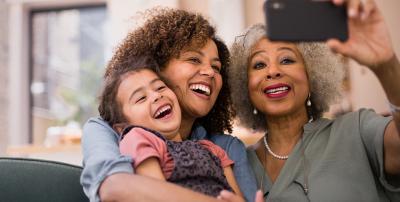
[{"xmin": 228, "ymin": 0, "xmax": 400, "ymax": 201}]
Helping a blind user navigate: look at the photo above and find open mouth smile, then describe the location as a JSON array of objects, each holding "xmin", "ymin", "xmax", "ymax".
[
  {"xmin": 154, "ymin": 104, "xmax": 173, "ymax": 119},
  {"xmin": 189, "ymin": 83, "xmax": 211, "ymax": 96},
  {"xmin": 264, "ymin": 83, "xmax": 291, "ymax": 98}
]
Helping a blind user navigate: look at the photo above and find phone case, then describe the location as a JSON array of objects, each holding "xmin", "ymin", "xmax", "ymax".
[{"xmin": 265, "ymin": 0, "xmax": 348, "ymax": 42}]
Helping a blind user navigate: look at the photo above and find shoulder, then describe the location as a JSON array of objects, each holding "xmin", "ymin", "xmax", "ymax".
[
  {"xmin": 210, "ymin": 133, "xmax": 245, "ymax": 150},
  {"xmin": 82, "ymin": 117, "xmax": 119, "ymax": 143},
  {"xmin": 332, "ymin": 108, "xmax": 390, "ymax": 127},
  {"xmin": 193, "ymin": 124, "xmax": 247, "ymax": 157},
  {"xmin": 84, "ymin": 117, "xmax": 115, "ymax": 133},
  {"xmin": 122, "ymin": 127, "xmax": 161, "ymax": 142},
  {"xmin": 198, "ymin": 140, "xmax": 227, "ymax": 155},
  {"xmin": 208, "ymin": 134, "xmax": 247, "ymax": 161}
]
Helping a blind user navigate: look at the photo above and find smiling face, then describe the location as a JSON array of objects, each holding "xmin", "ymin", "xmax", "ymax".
[
  {"xmin": 116, "ymin": 69, "xmax": 181, "ymax": 140},
  {"xmin": 247, "ymin": 37, "xmax": 310, "ymax": 119},
  {"xmin": 160, "ymin": 39, "xmax": 223, "ymax": 121}
]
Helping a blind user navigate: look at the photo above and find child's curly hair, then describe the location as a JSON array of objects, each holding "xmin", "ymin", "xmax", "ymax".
[{"xmin": 102, "ymin": 8, "xmax": 234, "ymax": 134}]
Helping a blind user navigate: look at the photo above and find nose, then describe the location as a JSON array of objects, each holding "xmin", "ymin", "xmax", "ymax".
[
  {"xmin": 199, "ymin": 63, "xmax": 215, "ymax": 77},
  {"xmin": 152, "ymin": 92, "xmax": 163, "ymax": 103},
  {"xmin": 265, "ymin": 63, "xmax": 282, "ymax": 80}
]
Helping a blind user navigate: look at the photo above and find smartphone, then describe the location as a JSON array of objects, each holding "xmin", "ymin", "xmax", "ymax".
[{"xmin": 264, "ymin": 0, "xmax": 348, "ymax": 42}]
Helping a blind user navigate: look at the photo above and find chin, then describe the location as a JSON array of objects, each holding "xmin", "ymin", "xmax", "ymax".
[
  {"xmin": 159, "ymin": 123, "xmax": 180, "ymax": 133},
  {"xmin": 265, "ymin": 107, "xmax": 293, "ymax": 117},
  {"xmin": 188, "ymin": 106, "xmax": 212, "ymax": 117}
]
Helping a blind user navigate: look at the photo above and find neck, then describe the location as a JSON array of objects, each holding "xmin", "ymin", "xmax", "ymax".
[
  {"xmin": 179, "ymin": 112, "xmax": 196, "ymax": 140},
  {"xmin": 170, "ymin": 132, "xmax": 183, "ymax": 142},
  {"xmin": 266, "ymin": 107, "xmax": 309, "ymax": 149}
]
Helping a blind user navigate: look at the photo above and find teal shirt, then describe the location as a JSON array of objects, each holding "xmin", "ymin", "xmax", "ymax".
[{"xmin": 247, "ymin": 109, "xmax": 400, "ymax": 201}]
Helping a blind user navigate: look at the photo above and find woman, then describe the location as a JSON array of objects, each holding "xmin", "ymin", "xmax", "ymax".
[
  {"xmin": 80, "ymin": 8, "xmax": 258, "ymax": 202},
  {"xmin": 228, "ymin": 0, "xmax": 400, "ymax": 201}
]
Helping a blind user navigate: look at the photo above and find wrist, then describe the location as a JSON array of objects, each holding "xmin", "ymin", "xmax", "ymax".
[
  {"xmin": 388, "ymin": 101, "xmax": 400, "ymax": 114},
  {"xmin": 372, "ymin": 54, "xmax": 399, "ymax": 75}
]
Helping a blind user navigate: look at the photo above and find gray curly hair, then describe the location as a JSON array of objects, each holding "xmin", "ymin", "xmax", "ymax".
[{"xmin": 229, "ymin": 24, "xmax": 344, "ymax": 131}]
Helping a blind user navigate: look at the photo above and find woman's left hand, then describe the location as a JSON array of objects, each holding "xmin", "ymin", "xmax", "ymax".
[{"xmin": 327, "ymin": 0, "xmax": 395, "ymax": 71}]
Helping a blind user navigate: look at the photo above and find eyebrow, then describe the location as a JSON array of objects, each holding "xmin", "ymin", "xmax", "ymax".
[
  {"xmin": 277, "ymin": 47, "xmax": 296, "ymax": 54},
  {"xmin": 249, "ymin": 50, "xmax": 266, "ymax": 60},
  {"xmin": 128, "ymin": 78, "xmax": 161, "ymax": 101},
  {"xmin": 185, "ymin": 50, "xmax": 221, "ymax": 63},
  {"xmin": 249, "ymin": 46, "xmax": 296, "ymax": 60}
]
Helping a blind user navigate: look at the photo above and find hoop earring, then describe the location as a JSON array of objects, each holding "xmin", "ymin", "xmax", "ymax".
[{"xmin": 306, "ymin": 93, "xmax": 313, "ymax": 122}]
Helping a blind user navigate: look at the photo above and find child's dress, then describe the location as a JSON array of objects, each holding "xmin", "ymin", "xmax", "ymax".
[{"xmin": 119, "ymin": 126, "xmax": 234, "ymax": 197}]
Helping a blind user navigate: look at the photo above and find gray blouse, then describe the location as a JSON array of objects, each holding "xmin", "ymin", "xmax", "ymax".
[{"xmin": 247, "ymin": 109, "xmax": 400, "ymax": 202}]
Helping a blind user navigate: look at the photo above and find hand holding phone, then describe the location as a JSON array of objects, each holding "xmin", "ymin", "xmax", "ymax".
[{"xmin": 265, "ymin": 0, "xmax": 348, "ymax": 42}]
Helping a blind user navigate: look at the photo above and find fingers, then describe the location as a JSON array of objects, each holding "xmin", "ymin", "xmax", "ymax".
[
  {"xmin": 218, "ymin": 190, "xmax": 243, "ymax": 202},
  {"xmin": 346, "ymin": 0, "xmax": 361, "ymax": 18},
  {"xmin": 326, "ymin": 38, "xmax": 351, "ymax": 56},
  {"xmin": 255, "ymin": 190, "xmax": 264, "ymax": 202},
  {"xmin": 219, "ymin": 190, "xmax": 236, "ymax": 198},
  {"xmin": 332, "ymin": 0, "xmax": 345, "ymax": 6},
  {"xmin": 360, "ymin": 0, "xmax": 376, "ymax": 20},
  {"xmin": 332, "ymin": 0, "xmax": 377, "ymax": 20}
]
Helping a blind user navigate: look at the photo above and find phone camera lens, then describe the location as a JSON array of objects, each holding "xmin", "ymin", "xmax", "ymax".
[{"xmin": 272, "ymin": 2, "xmax": 284, "ymax": 10}]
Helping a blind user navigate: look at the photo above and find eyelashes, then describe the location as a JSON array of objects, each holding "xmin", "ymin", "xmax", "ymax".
[
  {"xmin": 135, "ymin": 96, "xmax": 146, "ymax": 103},
  {"xmin": 135, "ymin": 84, "xmax": 167, "ymax": 104},
  {"xmin": 187, "ymin": 57, "xmax": 222, "ymax": 73},
  {"xmin": 253, "ymin": 61, "xmax": 267, "ymax": 70},
  {"xmin": 281, "ymin": 57, "xmax": 295, "ymax": 64},
  {"xmin": 251, "ymin": 57, "xmax": 296, "ymax": 70}
]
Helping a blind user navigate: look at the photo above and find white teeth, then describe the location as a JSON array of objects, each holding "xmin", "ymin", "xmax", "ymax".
[
  {"xmin": 266, "ymin": 86, "xmax": 289, "ymax": 94},
  {"xmin": 190, "ymin": 84, "xmax": 211, "ymax": 96},
  {"xmin": 154, "ymin": 105, "xmax": 171, "ymax": 118}
]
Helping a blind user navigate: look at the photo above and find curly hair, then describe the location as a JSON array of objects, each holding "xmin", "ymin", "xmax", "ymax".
[
  {"xmin": 229, "ymin": 24, "xmax": 344, "ymax": 131},
  {"xmin": 104, "ymin": 8, "xmax": 234, "ymax": 134},
  {"xmin": 99, "ymin": 56, "xmax": 160, "ymax": 128}
]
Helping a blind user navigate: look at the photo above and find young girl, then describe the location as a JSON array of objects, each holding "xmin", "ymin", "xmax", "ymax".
[{"xmin": 98, "ymin": 56, "xmax": 243, "ymax": 198}]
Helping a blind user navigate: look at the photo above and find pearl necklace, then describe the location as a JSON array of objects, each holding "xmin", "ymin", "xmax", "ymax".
[{"xmin": 263, "ymin": 134, "xmax": 289, "ymax": 160}]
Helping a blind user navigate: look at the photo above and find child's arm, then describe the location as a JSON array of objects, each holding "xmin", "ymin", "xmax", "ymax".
[
  {"xmin": 136, "ymin": 157, "xmax": 166, "ymax": 180},
  {"xmin": 198, "ymin": 140, "xmax": 244, "ymax": 198},
  {"xmin": 224, "ymin": 166, "xmax": 243, "ymax": 197},
  {"xmin": 120, "ymin": 127, "xmax": 168, "ymax": 181}
]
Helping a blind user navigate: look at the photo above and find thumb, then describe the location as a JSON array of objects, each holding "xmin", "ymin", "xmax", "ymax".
[
  {"xmin": 327, "ymin": 38, "xmax": 352, "ymax": 57},
  {"xmin": 255, "ymin": 190, "xmax": 264, "ymax": 202}
]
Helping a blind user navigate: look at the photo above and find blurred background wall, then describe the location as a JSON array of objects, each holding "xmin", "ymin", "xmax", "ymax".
[
  {"xmin": 0, "ymin": 0, "xmax": 399, "ymax": 165},
  {"xmin": 0, "ymin": 0, "xmax": 9, "ymax": 155}
]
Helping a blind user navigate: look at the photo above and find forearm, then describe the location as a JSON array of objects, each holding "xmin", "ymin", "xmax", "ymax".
[
  {"xmin": 374, "ymin": 55, "xmax": 400, "ymax": 175},
  {"xmin": 373, "ymin": 55, "xmax": 400, "ymax": 132},
  {"xmin": 81, "ymin": 118, "xmax": 134, "ymax": 201},
  {"xmin": 100, "ymin": 173, "xmax": 220, "ymax": 202}
]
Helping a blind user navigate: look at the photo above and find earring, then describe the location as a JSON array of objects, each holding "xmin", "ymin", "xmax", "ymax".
[
  {"xmin": 253, "ymin": 108, "xmax": 258, "ymax": 115},
  {"xmin": 307, "ymin": 93, "xmax": 311, "ymax": 107},
  {"xmin": 306, "ymin": 93, "xmax": 314, "ymax": 123}
]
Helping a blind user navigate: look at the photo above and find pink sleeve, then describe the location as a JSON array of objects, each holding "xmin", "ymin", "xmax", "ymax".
[
  {"xmin": 198, "ymin": 140, "xmax": 234, "ymax": 168},
  {"xmin": 119, "ymin": 127, "xmax": 168, "ymax": 169}
]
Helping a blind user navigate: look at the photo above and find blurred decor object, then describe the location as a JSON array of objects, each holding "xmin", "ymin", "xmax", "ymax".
[{"xmin": 44, "ymin": 121, "xmax": 82, "ymax": 147}]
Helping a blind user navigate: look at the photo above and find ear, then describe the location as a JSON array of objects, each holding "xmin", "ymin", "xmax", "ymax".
[{"xmin": 113, "ymin": 123, "xmax": 128, "ymax": 135}]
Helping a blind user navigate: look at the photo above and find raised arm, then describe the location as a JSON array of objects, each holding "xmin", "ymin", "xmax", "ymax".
[{"xmin": 327, "ymin": 0, "xmax": 400, "ymax": 175}]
